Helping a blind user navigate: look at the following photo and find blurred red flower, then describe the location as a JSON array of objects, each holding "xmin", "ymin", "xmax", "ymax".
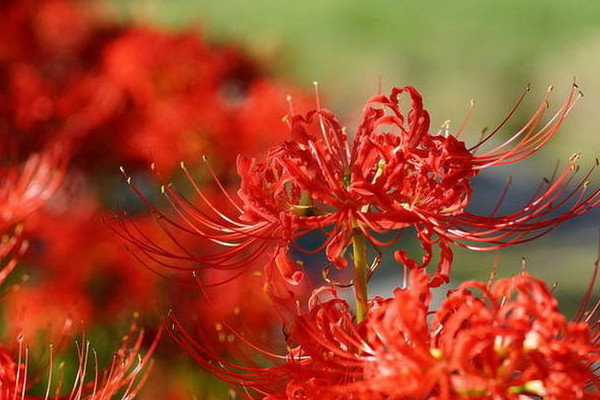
[
  {"xmin": 0, "ymin": 143, "xmax": 68, "ymax": 234},
  {"xmin": 0, "ymin": 318, "xmax": 158, "ymax": 400},
  {"xmin": 0, "ymin": 140, "xmax": 158, "ymax": 400},
  {"xmin": 1, "ymin": 0, "xmax": 312, "ymax": 330}
]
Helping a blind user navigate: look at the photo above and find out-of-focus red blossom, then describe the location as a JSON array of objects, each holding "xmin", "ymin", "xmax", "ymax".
[
  {"xmin": 96, "ymin": 27, "xmax": 312, "ymax": 172},
  {"xmin": 0, "ymin": 143, "xmax": 68, "ymax": 233},
  {"xmin": 1, "ymin": 0, "xmax": 311, "ymax": 173},
  {"xmin": 0, "ymin": 149, "xmax": 159, "ymax": 400},
  {"xmin": 1, "ymin": 0, "xmax": 311, "ymax": 334},
  {"xmin": 169, "ymin": 269, "xmax": 600, "ymax": 400},
  {"xmin": 4, "ymin": 199, "xmax": 158, "ymax": 338},
  {"xmin": 166, "ymin": 268, "xmax": 294, "ymax": 361},
  {"xmin": 0, "ymin": 0, "xmax": 105, "ymax": 154},
  {"xmin": 0, "ymin": 0, "xmax": 95, "ymax": 62},
  {"xmin": 14, "ymin": 204, "xmax": 158, "ymax": 324},
  {"xmin": 234, "ymin": 80, "xmax": 315, "ymax": 158},
  {"xmin": 0, "ymin": 140, "xmax": 66, "ymax": 285},
  {"xmin": 0, "ymin": 318, "xmax": 158, "ymax": 400},
  {"xmin": 115, "ymin": 83, "xmax": 600, "ymax": 300},
  {"xmin": 5, "ymin": 282, "xmax": 92, "ymax": 342},
  {"xmin": 97, "ymin": 27, "xmax": 238, "ymax": 172}
]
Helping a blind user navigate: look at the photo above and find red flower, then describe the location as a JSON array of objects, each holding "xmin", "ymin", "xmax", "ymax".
[
  {"xmin": 0, "ymin": 142, "xmax": 68, "ymax": 234},
  {"xmin": 0, "ymin": 321, "xmax": 159, "ymax": 400},
  {"xmin": 16, "ymin": 196, "xmax": 160, "ymax": 327},
  {"xmin": 117, "ymin": 84, "xmax": 599, "ymax": 294},
  {"xmin": 0, "ymin": 138, "xmax": 69, "ymax": 315},
  {"xmin": 428, "ymin": 272, "xmax": 600, "ymax": 399},
  {"xmin": 0, "ymin": 138, "xmax": 159, "ymax": 400},
  {"xmin": 169, "ymin": 268, "xmax": 600, "ymax": 399},
  {"xmin": 0, "ymin": 220, "xmax": 158, "ymax": 400}
]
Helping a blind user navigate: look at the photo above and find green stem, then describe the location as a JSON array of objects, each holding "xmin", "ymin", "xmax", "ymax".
[{"xmin": 352, "ymin": 227, "xmax": 368, "ymax": 323}]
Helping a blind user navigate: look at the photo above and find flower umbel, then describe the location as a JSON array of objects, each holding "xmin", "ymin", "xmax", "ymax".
[
  {"xmin": 115, "ymin": 83, "xmax": 599, "ymax": 312},
  {"xmin": 168, "ymin": 268, "xmax": 600, "ymax": 399}
]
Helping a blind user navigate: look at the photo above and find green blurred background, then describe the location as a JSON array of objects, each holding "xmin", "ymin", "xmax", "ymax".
[{"xmin": 107, "ymin": 0, "xmax": 600, "ymax": 312}]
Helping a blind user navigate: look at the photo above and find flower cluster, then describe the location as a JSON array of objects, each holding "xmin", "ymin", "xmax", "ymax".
[
  {"xmin": 0, "ymin": 0, "xmax": 309, "ymax": 337},
  {"xmin": 1, "ymin": 0, "xmax": 308, "ymax": 173},
  {"xmin": 118, "ymin": 83, "xmax": 598, "ymax": 307},
  {"xmin": 117, "ymin": 82, "xmax": 600, "ymax": 399},
  {"xmin": 170, "ymin": 269, "xmax": 600, "ymax": 399}
]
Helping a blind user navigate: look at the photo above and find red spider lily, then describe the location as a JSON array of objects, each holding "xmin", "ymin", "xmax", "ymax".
[
  {"xmin": 235, "ymin": 83, "xmax": 599, "ymax": 287},
  {"xmin": 1, "ymin": 0, "xmax": 308, "ymax": 175},
  {"xmin": 14, "ymin": 203, "xmax": 159, "ymax": 327},
  {"xmin": 0, "ymin": 231, "xmax": 159, "ymax": 400},
  {"xmin": 168, "ymin": 267, "xmax": 600, "ymax": 400},
  {"xmin": 0, "ymin": 140, "xmax": 69, "ymax": 335},
  {"xmin": 114, "ymin": 82, "xmax": 600, "ymax": 310},
  {"xmin": 170, "ymin": 268, "xmax": 285, "ymax": 343},
  {"xmin": 0, "ymin": 321, "xmax": 159, "ymax": 400},
  {"xmin": 1, "ymin": 0, "xmax": 312, "ymax": 322},
  {"xmin": 0, "ymin": 142, "xmax": 68, "ymax": 233},
  {"xmin": 98, "ymin": 27, "xmax": 252, "ymax": 173},
  {"xmin": 0, "ymin": 0, "xmax": 95, "ymax": 63}
]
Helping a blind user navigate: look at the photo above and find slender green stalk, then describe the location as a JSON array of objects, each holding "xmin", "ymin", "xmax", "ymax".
[{"xmin": 352, "ymin": 227, "xmax": 368, "ymax": 323}]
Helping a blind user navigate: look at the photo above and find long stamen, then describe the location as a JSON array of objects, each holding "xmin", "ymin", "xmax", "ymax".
[
  {"xmin": 20, "ymin": 347, "xmax": 28, "ymax": 400},
  {"xmin": 455, "ymin": 99, "xmax": 475, "ymax": 139},
  {"xmin": 13, "ymin": 335, "xmax": 24, "ymax": 400}
]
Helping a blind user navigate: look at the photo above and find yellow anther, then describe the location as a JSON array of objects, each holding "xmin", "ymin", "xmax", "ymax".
[{"xmin": 429, "ymin": 348, "xmax": 443, "ymax": 359}]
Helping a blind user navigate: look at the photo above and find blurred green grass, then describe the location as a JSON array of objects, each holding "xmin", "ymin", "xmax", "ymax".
[
  {"xmin": 110, "ymin": 0, "xmax": 600, "ymax": 120},
  {"xmin": 108, "ymin": 0, "xmax": 600, "ymax": 310}
]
